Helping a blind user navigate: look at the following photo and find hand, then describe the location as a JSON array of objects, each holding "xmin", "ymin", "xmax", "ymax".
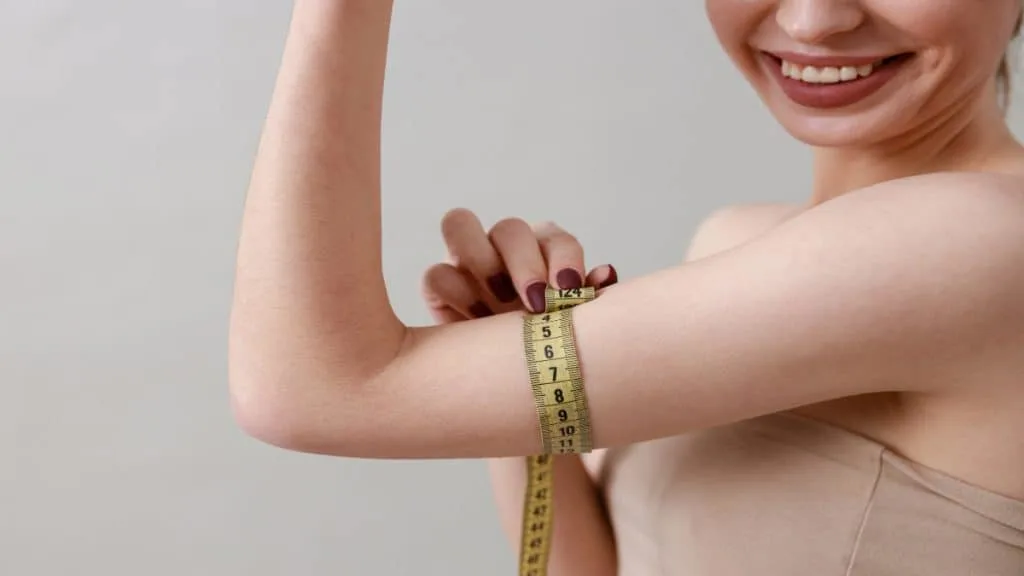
[{"xmin": 422, "ymin": 208, "xmax": 618, "ymax": 323}]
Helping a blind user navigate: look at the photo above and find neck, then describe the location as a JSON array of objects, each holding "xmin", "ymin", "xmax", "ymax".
[{"xmin": 808, "ymin": 85, "xmax": 1023, "ymax": 206}]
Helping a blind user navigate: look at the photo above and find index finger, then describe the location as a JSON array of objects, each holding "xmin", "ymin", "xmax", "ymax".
[{"xmin": 533, "ymin": 221, "xmax": 585, "ymax": 290}]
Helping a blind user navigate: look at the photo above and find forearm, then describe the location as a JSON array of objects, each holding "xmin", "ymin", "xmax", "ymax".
[
  {"xmin": 230, "ymin": 0, "xmax": 404, "ymax": 431},
  {"xmin": 488, "ymin": 457, "xmax": 617, "ymax": 576}
]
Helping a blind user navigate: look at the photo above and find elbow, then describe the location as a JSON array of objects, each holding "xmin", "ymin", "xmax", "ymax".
[
  {"xmin": 226, "ymin": 358, "xmax": 356, "ymax": 454},
  {"xmin": 227, "ymin": 360, "xmax": 387, "ymax": 456},
  {"xmin": 228, "ymin": 379, "xmax": 313, "ymax": 452},
  {"xmin": 226, "ymin": 334, "xmax": 309, "ymax": 450},
  {"xmin": 225, "ymin": 313, "xmax": 411, "ymax": 455}
]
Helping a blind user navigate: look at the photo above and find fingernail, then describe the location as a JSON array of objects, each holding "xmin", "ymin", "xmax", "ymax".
[
  {"xmin": 526, "ymin": 282, "xmax": 547, "ymax": 313},
  {"xmin": 487, "ymin": 272, "xmax": 518, "ymax": 303},
  {"xmin": 556, "ymin": 268, "xmax": 583, "ymax": 290},
  {"xmin": 597, "ymin": 265, "xmax": 618, "ymax": 288},
  {"xmin": 469, "ymin": 301, "xmax": 493, "ymax": 318}
]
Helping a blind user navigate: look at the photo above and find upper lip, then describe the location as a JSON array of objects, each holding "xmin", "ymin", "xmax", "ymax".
[{"xmin": 764, "ymin": 50, "xmax": 902, "ymax": 67}]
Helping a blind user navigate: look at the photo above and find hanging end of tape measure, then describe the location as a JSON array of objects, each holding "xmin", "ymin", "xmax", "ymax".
[{"xmin": 519, "ymin": 454, "xmax": 555, "ymax": 576}]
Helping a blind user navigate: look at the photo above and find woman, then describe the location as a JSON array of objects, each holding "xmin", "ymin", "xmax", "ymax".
[{"xmin": 228, "ymin": 1, "xmax": 1024, "ymax": 573}]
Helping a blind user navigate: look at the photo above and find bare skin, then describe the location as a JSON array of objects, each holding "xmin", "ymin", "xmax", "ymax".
[
  {"xmin": 457, "ymin": 197, "xmax": 1024, "ymax": 574},
  {"xmin": 227, "ymin": 2, "xmax": 1024, "ymax": 572}
]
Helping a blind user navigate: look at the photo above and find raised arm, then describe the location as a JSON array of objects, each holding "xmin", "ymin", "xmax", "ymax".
[
  {"xmin": 231, "ymin": 0, "xmax": 403, "ymax": 413},
  {"xmin": 228, "ymin": 1, "xmax": 1024, "ymax": 459}
]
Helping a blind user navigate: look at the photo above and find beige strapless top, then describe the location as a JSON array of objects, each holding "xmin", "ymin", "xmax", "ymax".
[{"xmin": 593, "ymin": 412, "xmax": 1024, "ymax": 575}]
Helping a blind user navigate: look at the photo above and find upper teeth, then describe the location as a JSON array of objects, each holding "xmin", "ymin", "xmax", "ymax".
[{"xmin": 781, "ymin": 60, "xmax": 879, "ymax": 84}]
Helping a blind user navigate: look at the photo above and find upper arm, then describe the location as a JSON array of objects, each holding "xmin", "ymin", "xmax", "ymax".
[{"xmin": 239, "ymin": 174, "xmax": 1024, "ymax": 459}]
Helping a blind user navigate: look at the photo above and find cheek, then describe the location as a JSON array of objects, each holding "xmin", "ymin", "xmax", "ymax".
[
  {"xmin": 705, "ymin": 0, "xmax": 772, "ymax": 70},
  {"xmin": 877, "ymin": 1, "xmax": 1017, "ymax": 73}
]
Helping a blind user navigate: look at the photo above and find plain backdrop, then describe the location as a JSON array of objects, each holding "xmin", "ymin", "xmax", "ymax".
[{"xmin": 2, "ymin": 2, "xmax": 1022, "ymax": 575}]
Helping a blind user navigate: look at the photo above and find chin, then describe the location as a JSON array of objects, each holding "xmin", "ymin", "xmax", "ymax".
[{"xmin": 767, "ymin": 107, "xmax": 901, "ymax": 148}]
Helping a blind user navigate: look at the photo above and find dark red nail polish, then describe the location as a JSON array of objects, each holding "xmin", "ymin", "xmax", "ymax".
[
  {"xmin": 556, "ymin": 268, "xmax": 583, "ymax": 290},
  {"xmin": 597, "ymin": 265, "xmax": 618, "ymax": 288},
  {"xmin": 469, "ymin": 301, "xmax": 493, "ymax": 318},
  {"xmin": 487, "ymin": 272, "xmax": 518, "ymax": 303},
  {"xmin": 526, "ymin": 282, "xmax": 547, "ymax": 313}
]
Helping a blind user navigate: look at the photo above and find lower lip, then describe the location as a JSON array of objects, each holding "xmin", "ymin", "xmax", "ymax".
[{"xmin": 762, "ymin": 53, "xmax": 910, "ymax": 109}]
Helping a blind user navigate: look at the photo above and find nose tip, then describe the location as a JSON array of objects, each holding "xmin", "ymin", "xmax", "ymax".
[{"xmin": 776, "ymin": 0, "xmax": 864, "ymax": 44}]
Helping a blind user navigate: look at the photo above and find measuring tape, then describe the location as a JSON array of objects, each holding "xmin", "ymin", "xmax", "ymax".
[{"xmin": 518, "ymin": 286, "xmax": 597, "ymax": 576}]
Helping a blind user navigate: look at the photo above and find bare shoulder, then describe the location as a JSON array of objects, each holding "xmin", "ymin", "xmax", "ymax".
[
  {"xmin": 836, "ymin": 170, "xmax": 1024, "ymax": 255},
  {"xmin": 708, "ymin": 171, "xmax": 1024, "ymax": 261},
  {"xmin": 863, "ymin": 169, "xmax": 1024, "ymax": 203},
  {"xmin": 685, "ymin": 202, "xmax": 803, "ymax": 262}
]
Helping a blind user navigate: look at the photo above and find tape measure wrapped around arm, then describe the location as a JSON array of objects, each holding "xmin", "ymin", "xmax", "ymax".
[{"xmin": 518, "ymin": 286, "xmax": 597, "ymax": 576}]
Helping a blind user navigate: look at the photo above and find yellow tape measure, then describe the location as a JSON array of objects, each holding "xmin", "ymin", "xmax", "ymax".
[{"xmin": 518, "ymin": 286, "xmax": 597, "ymax": 576}]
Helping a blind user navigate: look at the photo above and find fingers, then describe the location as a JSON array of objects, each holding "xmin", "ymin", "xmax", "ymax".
[
  {"xmin": 421, "ymin": 262, "xmax": 493, "ymax": 320},
  {"xmin": 428, "ymin": 305, "xmax": 468, "ymax": 325},
  {"xmin": 423, "ymin": 261, "xmax": 618, "ymax": 326},
  {"xmin": 437, "ymin": 208, "xmax": 613, "ymax": 317},
  {"xmin": 441, "ymin": 208, "xmax": 519, "ymax": 307},
  {"xmin": 533, "ymin": 221, "xmax": 585, "ymax": 290},
  {"xmin": 488, "ymin": 217, "xmax": 549, "ymax": 313},
  {"xmin": 586, "ymin": 264, "xmax": 619, "ymax": 290}
]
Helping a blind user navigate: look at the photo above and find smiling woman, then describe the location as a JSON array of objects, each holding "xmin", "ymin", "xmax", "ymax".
[{"xmin": 229, "ymin": 1, "xmax": 1024, "ymax": 574}]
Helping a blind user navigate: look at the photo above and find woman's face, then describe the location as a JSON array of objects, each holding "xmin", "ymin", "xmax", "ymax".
[{"xmin": 706, "ymin": 0, "xmax": 1021, "ymax": 147}]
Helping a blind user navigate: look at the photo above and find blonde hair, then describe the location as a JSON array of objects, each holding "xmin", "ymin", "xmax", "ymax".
[{"xmin": 998, "ymin": 9, "xmax": 1024, "ymax": 108}]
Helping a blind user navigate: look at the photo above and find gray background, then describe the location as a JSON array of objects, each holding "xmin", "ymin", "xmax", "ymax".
[{"xmin": 2, "ymin": 2, "xmax": 1021, "ymax": 575}]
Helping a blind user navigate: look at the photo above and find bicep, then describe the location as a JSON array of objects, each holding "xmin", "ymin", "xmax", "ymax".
[{"xmin": 270, "ymin": 179, "xmax": 1024, "ymax": 458}]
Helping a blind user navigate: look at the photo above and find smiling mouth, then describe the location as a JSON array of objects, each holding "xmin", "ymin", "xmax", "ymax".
[
  {"xmin": 765, "ymin": 52, "xmax": 914, "ymax": 85},
  {"xmin": 759, "ymin": 51, "xmax": 915, "ymax": 109}
]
